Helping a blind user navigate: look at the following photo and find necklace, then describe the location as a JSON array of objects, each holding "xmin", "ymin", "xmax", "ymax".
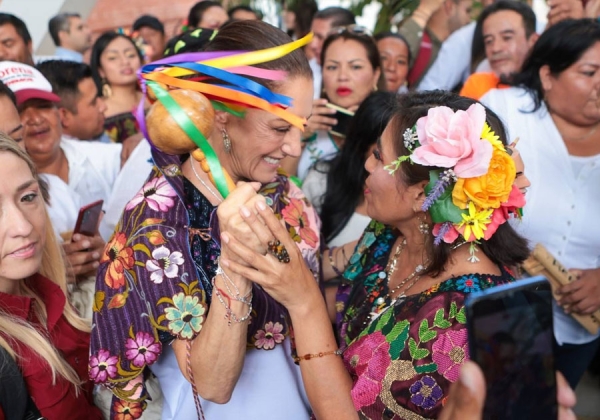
[{"xmin": 190, "ymin": 159, "xmax": 223, "ymax": 203}]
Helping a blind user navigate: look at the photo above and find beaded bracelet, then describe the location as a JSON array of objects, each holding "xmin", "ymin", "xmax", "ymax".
[
  {"xmin": 327, "ymin": 247, "xmax": 343, "ymax": 277},
  {"xmin": 293, "ymin": 348, "xmax": 343, "ymax": 363},
  {"xmin": 211, "ymin": 277, "xmax": 253, "ymax": 326}
]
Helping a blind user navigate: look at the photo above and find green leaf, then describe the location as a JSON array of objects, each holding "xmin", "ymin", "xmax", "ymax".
[
  {"xmin": 408, "ymin": 338, "xmax": 429, "ymax": 360},
  {"xmin": 425, "ymin": 170, "xmax": 465, "ymax": 224},
  {"xmin": 418, "ymin": 319, "xmax": 437, "ymax": 342},
  {"xmin": 374, "ymin": 307, "xmax": 394, "ymax": 335},
  {"xmin": 387, "ymin": 320, "xmax": 410, "ymax": 359},
  {"xmin": 456, "ymin": 306, "xmax": 467, "ymax": 324},
  {"xmin": 434, "ymin": 308, "xmax": 452, "ymax": 329},
  {"xmin": 415, "ymin": 363, "xmax": 438, "ymax": 374},
  {"xmin": 450, "ymin": 302, "xmax": 458, "ymax": 319}
]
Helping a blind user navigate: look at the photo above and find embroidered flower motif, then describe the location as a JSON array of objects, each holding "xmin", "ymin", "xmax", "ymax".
[
  {"xmin": 456, "ymin": 277, "xmax": 481, "ymax": 293},
  {"xmin": 113, "ymin": 399, "xmax": 143, "ymax": 420},
  {"xmin": 164, "ymin": 293, "xmax": 205, "ymax": 339},
  {"xmin": 126, "ymin": 176, "xmax": 176, "ymax": 212},
  {"xmin": 281, "ymin": 198, "xmax": 318, "ymax": 247},
  {"xmin": 89, "ymin": 349, "xmax": 119, "ymax": 383},
  {"xmin": 101, "ymin": 232, "xmax": 135, "ymax": 289},
  {"xmin": 125, "ymin": 332, "xmax": 162, "ymax": 368},
  {"xmin": 254, "ymin": 321, "xmax": 285, "ymax": 350},
  {"xmin": 145, "ymin": 246, "xmax": 185, "ymax": 284},
  {"xmin": 432, "ymin": 329, "xmax": 470, "ymax": 382},
  {"xmin": 409, "ymin": 375, "xmax": 443, "ymax": 410},
  {"xmin": 344, "ymin": 331, "xmax": 391, "ymax": 408},
  {"xmin": 410, "ymin": 103, "xmax": 493, "ymax": 178}
]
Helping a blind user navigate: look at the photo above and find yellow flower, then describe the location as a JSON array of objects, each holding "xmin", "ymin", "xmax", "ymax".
[
  {"xmin": 456, "ymin": 202, "xmax": 493, "ymax": 241},
  {"xmin": 481, "ymin": 123, "xmax": 504, "ymax": 151},
  {"xmin": 452, "ymin": 148, "xmax": 516, "ymax": 210}
]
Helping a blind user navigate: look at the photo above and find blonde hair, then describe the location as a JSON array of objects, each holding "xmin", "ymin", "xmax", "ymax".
[{"xmin": 0, "ymin": 134, "xmax": 90, "ymax": 388}]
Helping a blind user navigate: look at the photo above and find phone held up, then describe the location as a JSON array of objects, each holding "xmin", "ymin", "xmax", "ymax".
[
  {"xmin": 466, "ymin": 276, "xmax": 557, "ymax": 420},
  {"xmin": 325, "ymin": 103, "xmax": 355, "ymax": 138},
  {"xmin": 73, "ymin": 199, "xmax": 104, "ymax": 237}
]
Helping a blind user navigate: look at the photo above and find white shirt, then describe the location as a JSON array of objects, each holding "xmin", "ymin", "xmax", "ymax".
[
  {"xmin": 149, "ymin": 339, "xmax": 309, "ymax": 420},
  {"xmin": 100, "ymin": 139, "xmax": 154, "ymax": 241},
  {"xmin": 42, "ymin": 173, "xmax": 80, "ymax": 238},
  {"xmin": 309, "ymin": 58, "xmax": 322, "ymax": 99},
  {"xmin": 481, "ymin": 87, "xmax": 600, "ymax": 345},
  {"xmin": 297, "ymin": 131, "xmax": 339, "ymax": 181}
]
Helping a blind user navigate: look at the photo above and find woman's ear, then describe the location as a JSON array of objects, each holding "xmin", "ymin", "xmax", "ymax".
[
  {"xmin": 412, "ymin": 179, "xmax": 429, "ymax": 211},
  {"xmin": 214, "ymin": 109, "xmax": 230, "ymax": 128},
  {"xmin": 539, "ymin": 65, "xmax": 553, "ymax": 93}
]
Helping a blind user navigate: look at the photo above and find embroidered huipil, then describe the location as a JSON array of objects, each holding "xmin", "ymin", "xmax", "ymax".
[
  {"xmin": 336, "ymin": 221, "xmax": 515, "ymax": 419},
  {"xmin": 0, "ymin": 274, "xmax": 102, "ymax": 420},
  {"xmin": 90, "ymin": 149, "xmax": 321, "ymax": 419}
]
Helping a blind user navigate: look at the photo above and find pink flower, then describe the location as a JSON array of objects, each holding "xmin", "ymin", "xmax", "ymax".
[
  {"xmin": 432, "ymin": 329, "xmax": 469, "ymax": 382},
  {"xmin": 254, "ymin": 322, "xmax": 285, "ymax": 350},
  {"xmin": 432, "ymin": 223, "xmax": 460, "ymax": 244},
  {"xmin": 281, "ymin": 198, "xmax": 318, "ymax": 247},
  {"xmin": 145, "ymin": 246, "xmax": 185, "ymax": 284},
  {"xmin": 483, "ymin": 185, "xmax": 526, "ymax": 240},
  {"xmin": 411, "ymin": 103, "xmax": 493, "ymax": 178},
  {"xmin": 344, "ymin": 331, "xmax": 391, "ymax": 408},
  {"xmin": 126, "ymin": 176, "xmax": 176, "ymax": 212},
  {"xmin": 125, "ymin": 332, "xmax": 162, "ymax": 368},
  {"xmin": 89, "ymin": 349, "xmax": 119, "ymax": 383}
]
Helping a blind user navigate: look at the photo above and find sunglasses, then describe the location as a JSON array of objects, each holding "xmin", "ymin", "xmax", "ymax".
[{"xmin": 328, "ymin": 24, "xmax": 373, "ymax": 37}]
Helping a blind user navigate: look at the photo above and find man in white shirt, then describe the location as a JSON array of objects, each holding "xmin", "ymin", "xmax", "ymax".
[
  {"xmin": 48, "ymin": 13, "xmax": 92, "ymax": 63},
  {"xmin": 0, "ymin": 61, "xmax": 121, "ymax": 283}
]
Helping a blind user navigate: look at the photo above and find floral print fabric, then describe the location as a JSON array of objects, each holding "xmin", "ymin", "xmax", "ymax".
[
  {"xmin": 90, "ymin": 150, "xmax": 320, "ymax": 415},
  {"xmin": 337, "ymin": 220, "xmax": 515, "ymax": 419}
]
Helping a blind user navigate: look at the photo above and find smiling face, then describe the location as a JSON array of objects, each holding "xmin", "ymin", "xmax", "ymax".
[
  {"xmin": 322, "ymin": 39, "xmax": 380, "ymax": 109},
  {"xmin": 99, "ymin": 36, "xmax": 142, "ymax": 87},
  {"xmin": 19, "ymin": 99, "xmax": 63, "ymax": 167},
  {"xmin": 0, "ymin": 151, "xmax": 45, "ymax": 294},
  {"xmin": 483, "ymin": 10, "xmax": 534, "ymax": 78},
  {"xmin": 377, "ymin": 37, "xmax": 409, "ymax": 92},
  {"xmin": 541, "ymin": 41, "xmax": 600, "ymax": 127},
  {"xmin": 221, "ymin": 76, "xmax": 313, "ymax": 184}
]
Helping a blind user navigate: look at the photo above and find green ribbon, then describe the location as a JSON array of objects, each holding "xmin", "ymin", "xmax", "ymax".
[{"xmin": 148, "ymin": 81, "xmax": 231, "ymax": 197}]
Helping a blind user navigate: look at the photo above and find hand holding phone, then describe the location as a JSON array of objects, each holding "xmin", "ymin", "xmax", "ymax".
[
  {"xmin": 466, "ymin": 276, "xmax": 558, "ymax": 419},
  {"xmin": 74, "ymin": 199, "xmax": 104, "ymax": 237},
  {"xmin": 324, "ymin": 103, "xmax": 355, "ymax": 138},
  {"xmin": 303, "ymin": 99, "xmax": 338, "ymax": 140}
]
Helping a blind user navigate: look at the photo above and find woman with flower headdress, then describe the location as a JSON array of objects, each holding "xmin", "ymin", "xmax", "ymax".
[
  {"xmin": 219, "ymin": 90, "xmax": 531, "ymax": 419},
  {"xmin": 90, "ymin": 21, "xmax": 322, "ymax": 420}
]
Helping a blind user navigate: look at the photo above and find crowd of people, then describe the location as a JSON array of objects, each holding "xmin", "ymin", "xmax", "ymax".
[{"xmin": 0, "ymin": 0, "xmax": 597, "ymax": 419}]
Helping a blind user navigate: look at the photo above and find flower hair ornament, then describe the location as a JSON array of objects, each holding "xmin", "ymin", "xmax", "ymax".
[{"xmin": 384, "ymin": 103, "xmax": 525, "ymax": 262}]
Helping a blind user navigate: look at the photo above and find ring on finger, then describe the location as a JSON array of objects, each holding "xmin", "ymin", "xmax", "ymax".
[{"xmin": 267, "ymin": 240, "xmax": 290, "ymax": 264}]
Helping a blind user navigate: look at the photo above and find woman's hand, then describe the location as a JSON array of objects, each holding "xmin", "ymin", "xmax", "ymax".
[
  {"xmin": 439, "ymin": 362, "xmax": 576, "ymax": 420},
  {"xmin": 220, "ymin": 199, "xmax": 320, "ymax": 313},
  {"xmin": 62, "ymin": 233, "xmax": 105, "ymax": 283},
  {"xmin": 217, "ymin": 181, "xmax": 267, "ymax": 257},
  {"xmin": 557, "ymin": 268, "xmax": 600, "ymax": 315},
  {"xmin": 304, "ymin": 99, "xmax": 337, "ymax": 140}
]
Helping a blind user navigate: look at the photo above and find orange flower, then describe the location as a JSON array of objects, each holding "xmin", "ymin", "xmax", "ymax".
[
  {"xmin": 146, "ymin": 230, "xmax": 166, "ymax": 245},
  {"xmin": 281, "ymin": 198, "xmax": 318, "ymax": 247},
  {"xmin": 113, "ymin": 399, "xmax": 143, "ymax": 420},
  {"xmin": 101, "ymin": 232, "xmax": 134, "ymax": 289},
  {"xmin": 452, "ymin": 149, "xmax": 515, "ymax": 210}
]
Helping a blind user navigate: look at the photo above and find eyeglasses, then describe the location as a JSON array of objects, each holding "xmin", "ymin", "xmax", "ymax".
[{"xmin": 327, "ymin": 24, "xmax": 373, "ymax": 37}]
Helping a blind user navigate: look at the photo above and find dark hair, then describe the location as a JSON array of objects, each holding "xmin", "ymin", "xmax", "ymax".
[
  {"xmin": 287, "ymin": 0, "xmax": 318, "ymax": 39},
  {"xmin": 511, "ymin": 18, "xmax": 600, "ymax": 112},
  {"xmin": 227, "ymin": 5, "xmax": 258, "ymax": 20},
  {"xmin": 0, "ymin": 13, "xmax": 31, "ymax": 45},
  {"xmin": 188, "ymin": 1, "xmax": 225, "ymax": 28},
  {"xmin": 313, "ymin": 7, "xmax": 355, "ymax": 27},
  {"xmin": 471, "ymin": 1, "xmax": 536, "ymax": 73},
  {"xmin": 320, "ymin": 31, "xmax": 382, "ymax": 95},
  {"xmin": 48, "ymin": 12, "xmax": 80, "ymax": 47},
  {"xmin": 37, "ymin": 60, "xmax": 92, "ymax": 113},
  {"xmin": 374, "ymin": 31, "xmax": 412, "ymax": 64},
  {"xmin": 0, "ymin": 80, "xmax": 16, "ymax": 106},
  {"xmin": 90, "ymin": 32, "xmax": 144, "ymax": 94},
  {"xmin": 320, "ymin": 91, "xmax": 396, "ymax": 242},
  {"xmin": 132, "ymin": 14, "xmax": 165, "ymax": 34},
  {"xmin": 203, "ymin": 20, "xmax": 312, "ymax": 90},
  {"xmin": 391, "ymin": 90, "xmax": 529, "ymax": 276}
]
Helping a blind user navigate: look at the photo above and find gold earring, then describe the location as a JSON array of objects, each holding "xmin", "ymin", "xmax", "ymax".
[
  {"xmin": 102, "ymin": 79, "xmax": 112, "ymax": 98},
  {"xmin": 222, "ymin": 129, "xmax": 232, "ymax": 153},
  {"xmin": 418, "ymin": 213, "xmax": 430, "ymax": 235}
]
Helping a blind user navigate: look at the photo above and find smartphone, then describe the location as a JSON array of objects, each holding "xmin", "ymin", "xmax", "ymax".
[
  {"xmin": 466, "ymin": 276, "xmax": 557, "ymax": 420},
  {"xmin": 73, "ymin": 199, "xmax": 104, "ymax": 237},
  {"xmin": 325, "ymin": 103, "xmax": 355, "ymax": 138}
]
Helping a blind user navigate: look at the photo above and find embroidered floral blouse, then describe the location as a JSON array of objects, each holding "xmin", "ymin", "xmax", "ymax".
[
  {"xmin": 90, "ymin": 149, "xmax": 321, "ymax": 417},
  {"xmin": 336, "ymin": 220, "xmax": 515, "ymax": 419}
]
